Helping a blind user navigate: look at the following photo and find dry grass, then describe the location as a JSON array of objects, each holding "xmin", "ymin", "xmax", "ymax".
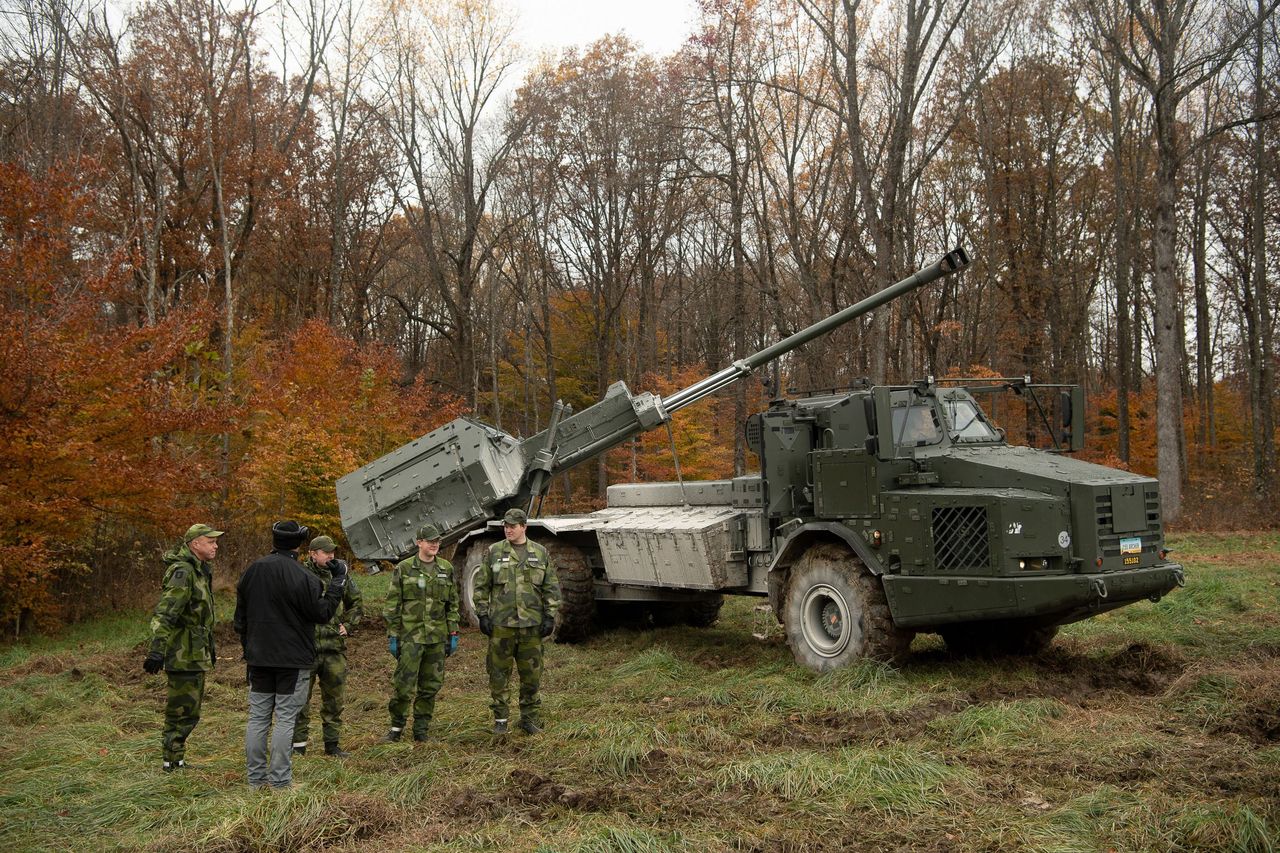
[{"xmin": 0, "ymin": 532, "xmax": 1277, "ymax": 851}]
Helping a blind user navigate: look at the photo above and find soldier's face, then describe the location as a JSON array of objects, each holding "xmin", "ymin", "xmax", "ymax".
[
  {"xmin": 417, "ymin": 538, "xmax": 441, "ymax": 560},
  {"xmin": 310, "ymin": 549, "xmax": 334, "ymax": 566},
  {"xmin": 503, "ymin": 523, "xmax": 527, "ymax": 545},
  {"xmin": 189, "ymin": 535, "xmax": 218, "ymax": 561}
]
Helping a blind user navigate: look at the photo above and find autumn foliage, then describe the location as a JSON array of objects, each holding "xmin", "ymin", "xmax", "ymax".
[
  {"xmin": 0, "ymin": 162, "xmax": 224, "ymax": 633},
  {"xmin": 0, "ymin": 164, "xmax": 464, "ymax": 635},
  {"xmin": 230, "ymin": 320, "xmax": 465, "ymax": 541}
]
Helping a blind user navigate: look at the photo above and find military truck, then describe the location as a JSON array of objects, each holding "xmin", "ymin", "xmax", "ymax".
[{"xmin": 336, "ymin": 247, "xmax": 1184, "ymax": 670}]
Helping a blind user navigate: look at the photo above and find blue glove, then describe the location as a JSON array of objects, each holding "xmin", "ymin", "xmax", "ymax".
[
  {"xmin": 445, "ymin": 632, "xmax": 458, "ymax": 657},
  {"xmin": 388, "ymin": 636, "xmax": 399, "ymax": 658}
]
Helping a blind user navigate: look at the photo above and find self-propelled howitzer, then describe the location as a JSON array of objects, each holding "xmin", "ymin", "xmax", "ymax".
[{"xmin": 336, "ymin": 248, "xmax": 971, "ymax": 561}]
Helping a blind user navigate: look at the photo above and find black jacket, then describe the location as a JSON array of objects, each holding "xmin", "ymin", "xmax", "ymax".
[{"xmin": 234, "ymin": 549, "xmax": 344, "ymax": 669}]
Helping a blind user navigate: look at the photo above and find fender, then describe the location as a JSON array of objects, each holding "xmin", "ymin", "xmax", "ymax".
[{"xmin": 764, "ymin": 522, "xmax": 885, "ymax": 618}]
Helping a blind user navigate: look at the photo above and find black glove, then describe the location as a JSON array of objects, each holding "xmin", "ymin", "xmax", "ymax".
[
  {"xmin": 540, "ymin": 616, "xmax": 555, "ymax": 638},
  {"xmin": 479, "ymin": 615, "xmax": 493, "ymax": 637},
  {"xmin": 329, "ymin": 559, "xmax": 348, "ymax": 588},
  {"xmin": 143, "ymin": 651, "xmax": 164, "ymax": 675}
]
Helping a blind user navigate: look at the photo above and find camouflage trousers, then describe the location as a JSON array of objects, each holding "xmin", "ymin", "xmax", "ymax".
[
  {"xmin": 162, "ymin": 671, "xmax": 206, "ymax": 763},
  {"xmin": 295, "ymin": 650, "xmax": 347, "ymax": 746},
  {"xmin": 486, "ymin": 626, "xmax": 544, "ymax": 723},
  {"xmin": 387, "ymin": 639, "xmax": 446, "ymax": 736}
]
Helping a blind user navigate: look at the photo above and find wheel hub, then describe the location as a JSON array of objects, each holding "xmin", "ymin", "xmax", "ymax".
[{"xmin": 799, "ymin": 583, "xmax": 853, "ymax": 658}]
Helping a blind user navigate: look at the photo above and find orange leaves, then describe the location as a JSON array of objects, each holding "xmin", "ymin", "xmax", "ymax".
[
  {"xmin": 0, "ymin": 162, "xmax": 224, "ymax": 631},
  {"xmin": 229, "ymin": 319, "xmax": 465, "ymax": 545}
]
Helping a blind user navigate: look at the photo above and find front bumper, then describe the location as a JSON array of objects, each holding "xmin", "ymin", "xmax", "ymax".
[{"xmin": 881, "ymin": 563, "xmax": 1185, "ymax": 629}]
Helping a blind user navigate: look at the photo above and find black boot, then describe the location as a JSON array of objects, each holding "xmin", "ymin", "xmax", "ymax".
[
  {"xmin": 492, "ymin": 719, "xmax": 508, "ymax": 735},
  {"xmin": 518, "ymin": 718, "xmax": 543, "ymax": 735},
  {"xmin": 324, "ymin": 741, "xmax": 351, "ymax": 757},
  {"xmin": 292, "ymin": 743, "xmax": 307, "ymax": 756},
  {"xmin": 382, "ymin": 728, "xmax": 402, "ymax": 742}
]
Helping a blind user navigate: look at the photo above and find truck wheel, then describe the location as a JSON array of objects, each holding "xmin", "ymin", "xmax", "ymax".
[
  {"xmin": 941, "ymin": 621, "xmax": 1058, "ymax": 657},
  {"xmin": 683, "ymin": 596, "xmax": 724, "ymax": 628},
  {"xmin": 458, "ymin": 539, "xmax": 496, "ymax": 628},
  {"xmin": 783, "ymin": 542, "xmax": 912, "ymax": 671},
  {"xmin": 546, "ymin": 541, "xmax": 595, "ymax": 643}
]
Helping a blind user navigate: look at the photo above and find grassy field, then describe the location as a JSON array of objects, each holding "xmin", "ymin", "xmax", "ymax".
[{"xmin": 1, "ymin": 533, "xmax": 1278, "ymax": 852}]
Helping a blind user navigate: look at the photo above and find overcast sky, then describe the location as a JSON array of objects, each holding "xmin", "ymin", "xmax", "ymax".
[{"xmin": 508, "ymin": 0, "xmax": 700, "ymax": 57}]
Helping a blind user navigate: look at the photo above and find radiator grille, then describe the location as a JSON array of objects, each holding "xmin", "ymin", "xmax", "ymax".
[
  {"xmin": 1095, "ymin": 489, "xmax": 1162, "ymax": 558},
  {"xmin": 932, "ymin": 506, "xmax": 991, "ymax": 571}
]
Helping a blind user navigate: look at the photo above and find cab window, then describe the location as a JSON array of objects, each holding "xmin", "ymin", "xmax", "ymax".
[
  {"xmin": 944, "ymin": 395, "xmax": 1001, "ymax": 442},
  {"xmin": 891, "ymin": 392, "xmax": 942, "ymax": 449}
]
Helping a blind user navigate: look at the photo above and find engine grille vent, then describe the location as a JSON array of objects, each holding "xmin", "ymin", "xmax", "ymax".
[
  {"xmin": 1095, "ymin": 489, "xmax": 1162, "ymax": 558},
  {"xmin": 932, "ymin": 506, "xmax": 991, "ymax": 571}
]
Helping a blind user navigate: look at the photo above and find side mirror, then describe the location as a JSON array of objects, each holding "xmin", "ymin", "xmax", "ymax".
[{"xmin": 1061, "ymin": 387, "xmax": 1085, "ymax": 451}]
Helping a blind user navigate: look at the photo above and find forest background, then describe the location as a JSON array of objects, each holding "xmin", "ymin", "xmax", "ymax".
[{"xmin": 0, "ymin": 0, "xmax": 1277, "ymax": 637}]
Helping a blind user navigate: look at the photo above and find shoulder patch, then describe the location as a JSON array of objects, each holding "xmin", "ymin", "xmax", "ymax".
[{"xmin": 168, "ymin": 568, "xmax": 187, "ymax": 585}]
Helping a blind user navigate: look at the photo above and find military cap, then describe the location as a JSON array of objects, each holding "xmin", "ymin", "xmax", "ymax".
[
  {"xmin": 416, "ymin": 523, "xmax": 443, "ymax": 541},
  {"xmin": 184, "ymin": 523, "xmax": 225, "ymax": 543},
  {"xmin": 502, "ymin": 508, "xmax": 528, "ymax": 525},
  {"xmin": 309, "ymin": 535, "xmax": 337, "ymax": 552}
]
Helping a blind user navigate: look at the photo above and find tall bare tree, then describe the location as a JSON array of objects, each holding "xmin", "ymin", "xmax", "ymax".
[
  {"xmin": 376, "ymin": 0, "xmax": 525, "ymax": 405},
  {"xmin": 797, "ymin": 0, "xmax": 1014, "ymax": 382},
  {"xmin": 1080, "ymin": 0, "xmax": 1279, "ymax": 521}
]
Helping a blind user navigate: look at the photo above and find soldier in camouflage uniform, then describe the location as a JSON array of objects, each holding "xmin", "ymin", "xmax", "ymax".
[
  {"xmin": 475, "ymin": 508, "xmax": 561, "ymax": 735},
  {"xmin": 143, "ymin": 523, "xmax": 224, "ymax": 772},
  {"xmin": 383, "ymin": 523, "xmax": 459, "ymax": 742},
  {"xmin": 292, "ymin": 535, "xmax": 362, "ymax": 758}
]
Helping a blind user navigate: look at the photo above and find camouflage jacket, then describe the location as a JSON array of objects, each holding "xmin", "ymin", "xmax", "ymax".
[
  {"xmin": 475, "ymin": 539, "xmax": 561, "ymax": 629},
  {"xmin": 301, "ymin": 558, "xmax": 363, "ymax": 654},
  {"xmin": 384, "ymin": 555, "xmax": 459, "ymax": 644},
  {"xmin": 148, "ymin": 544, "xmax": 216, "ymax": 672}
]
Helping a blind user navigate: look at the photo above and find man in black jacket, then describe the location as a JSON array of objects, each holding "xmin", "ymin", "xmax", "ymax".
[{"xmin": 234, "ymin": 520, "xmax": 346, "ymax": 789}]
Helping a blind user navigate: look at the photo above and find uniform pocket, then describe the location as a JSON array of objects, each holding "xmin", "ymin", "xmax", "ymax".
[{"xmin": 529, "ymin": 568, "xmax": 546, "ymax": 586}]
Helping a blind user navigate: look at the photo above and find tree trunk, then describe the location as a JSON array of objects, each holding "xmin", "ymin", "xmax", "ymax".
[
  {"xmin": 1250, "ymin": 0, "xmax": 1275, "ymax": 500},
  {"xmin": 1151, "ymin": 113, "xmax": 1183, "ymax": 523}
]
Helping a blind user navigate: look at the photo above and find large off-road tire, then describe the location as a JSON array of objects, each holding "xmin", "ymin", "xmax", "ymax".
[
  {"xmin": 545, "ymin": 541, "xmax": 595, "ymax": 643},
  {"xmin": 458, "ymin": 538, "xmax": 498, "ymax": 628},
  {"xmin": 783, "ymin": 542, "xmax": 913, "ymax": 671},
  {"xmin": 941, "ymin": 620, "xmax": 1059, "ymax": 657},
  {"xmin": 683, "ymin": 595, "xmax": 724, "ymax": 628}
]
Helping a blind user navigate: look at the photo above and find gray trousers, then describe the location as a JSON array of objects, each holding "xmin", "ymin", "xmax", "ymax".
[{"xmin": 245, "ymin": 669, "xmax": 310, "ymax": 788}]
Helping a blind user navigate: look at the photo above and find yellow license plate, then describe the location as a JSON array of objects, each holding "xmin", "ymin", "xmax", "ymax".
[{"xmin": 1123, "ymin": 556, "xmax": 1140, "ymax": 566}]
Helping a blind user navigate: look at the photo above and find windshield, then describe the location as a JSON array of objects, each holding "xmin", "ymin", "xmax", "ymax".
[
  {"xmin": 943, "ymin": 396, "xmax": 1001, "ymax": 442},
  {"xmin": 891, "ymin": 392, "xmax": 943, "ymax": 448}
]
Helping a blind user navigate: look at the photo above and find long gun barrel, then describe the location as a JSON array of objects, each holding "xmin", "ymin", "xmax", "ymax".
[{"xmin": 337, "ymin": 247, "xmax": 970, "ymax": 559}]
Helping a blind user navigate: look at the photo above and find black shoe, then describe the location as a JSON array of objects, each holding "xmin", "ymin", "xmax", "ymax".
[
  {"xmin": 292, "ymin": 744, "xmax": 307, "ymax": 756},
  {"xmin": 382, "ymin": 728, "xmax": 402, "ymax": 742},
  {"xmin": 412, "ymin": 732, "xmax": 429, "ymax": 742},
  {"xmin": 324, "ymin": 741, "xmax": 351, "ymax": 757},
  {"xmin": 492, "ymin": 719, "xmax": 509, "ymax": 735},
  {"xmin": 162, "ymin": 759, "xmax": 185, "ymax": 773},
  {"xmin": 518, "ymin": 719, "xmax": 543, "ymax": 735}
]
